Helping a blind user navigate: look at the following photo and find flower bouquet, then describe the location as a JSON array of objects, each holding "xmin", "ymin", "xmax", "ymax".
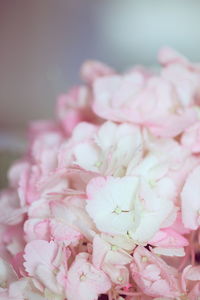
[{"xmin": 0, "ymin": 47, "xmax": 200, "ymax": 300}]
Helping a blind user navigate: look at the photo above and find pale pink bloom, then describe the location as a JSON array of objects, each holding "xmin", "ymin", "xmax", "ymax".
[
  {"xmin": 0, "ymin": 277, "xmax": 51, "ymax": 300},
  {"xmin": 93, "ymin": 72, "xmax": 197, "ymax": 137},
  {"xmin": 28, "ymin": 198, "xmax": 50, "ymax": 219},
  {"xmin": 19, "ymin": 160, "xmax": 69, "ymax": 206},
  {"xmin": 181, "ymin": 165, "xmax": 200, "ymax": 230},
  {"xmin": 50, "ymin": 219, "xmax": 81, "ymax": 246},
  {"xmin": 169, "ymin": 154, "xmax": 200, "ymax": 197},
  {"xmin": 0, "ymin": 190, "xmax": 26, "ymax": 226},
  {"xmin": 81, "ymin": 60, "xmax": 115, "ymax": 84},
  {"xmin": 136, "ymin": 131, "xmax": 200, "ymax": 195},
  {"xmin": 18, "ymin": 128, "xmax": 64, "ymax": 206},
  {"xmin": 161, "ymin": 63, "xmax": 200, "ymax": 107},
  {"xmin": 86, "ymin": 176, "xmax": 139, "ymax": 236},
  {"xmin": 73, "ymin": 121, "xmax": 143, "ymax": 176},
  {"xmin": 0, "ymin": 259, "xmax": 42, "ymax": 300},
  {"xmin": 92, "ymin": 235, "xmax": 132, "ymax": 285},
  {"xmin": 130, "ymin": 246, "xmax": 181, "ymax": 298},
  {"xmin": 150, "ymin": 228, "xmax": 188, "ymax": 248},
  {"xmin": 150, "ymin": 228, "xmax": 188, "ymax": 257},
  {"xmin": 142, "ymin": 130, "xmax": 189, "ymax": 172},
  {"xmin": 92, "ymin": 71, "xmax": 144, "ymax": 122},
  {"xmin": 26, "ymin": 197, "xmax": 82, "ymax": 245},
  {"xmin": 65, "ymin": 253, "xmax": 111, "ymax": 300},
  {"xmin": 24, "ymin": 240, "xmax": 59, "ymax": 275},
  {"xmin": 133, "ymin": 178, "xmax": 175, "ymax": 243},
  {"xmin": 18, "ymin": 162, "xmax": 40, "ymax": 206},
  {"xmin": 159, "ymin": 47, "xmax": 200, "ymax": 106},
  {"xmin": 7, "ymin": 161, "xmax": 29, "ymax": 189},
  {"xmin": 92, "ymin": 234, "xmax": 133, "ymax": 267},
  {"xmin": 50, "ymin": 198, "xmax": 95, "ymax": 241},
  {"xmin": 1, "ymin": 48, "xmax": 200, "ymax": 299},
  {"xmin": 57, "ymin": 86, "xmax": 98, "ymax": 135},
  {"xmin": 24, "ymin": 200, "xmax": 49, "ymax": 244},
  {"xmin": 24, "ymin": 219, "xmax": 50, "ymax": 242},
  {"xmin": 103, "ymin": 264, "xmax": 129, "ymax": 287},
  {"xmin": 31, "ymin": 131, "xmax": 63, "ymax": 175},
  {"xmin": 86, "ymin": 176, "xmax": 174, "ymax": 244},
  {"xmin": 182, "ymin": 265, "xmax": 200, "ymax": 298},
  {"xmin": 58, "ymin": 121, "xmax": 97, "ymax": 169},
  {"xmin": 24, "ymin": 240, "xmax": 67, "ymax": 295}
]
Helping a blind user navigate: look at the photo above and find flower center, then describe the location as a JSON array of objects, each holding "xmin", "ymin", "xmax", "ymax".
[
  {"xmin": 117, "ymin": 276, "xmax": 124, "ymax": 283},
  {"xmin": 111, "ymin": 245, "xmax": 118, "ymax": 251},
  {"xmin": 141, "ymin": 256, "xmax": 148, "ymax": 263},
  {"xmin": 114, "ymin": 206, "xmax": 122, "ymax": 214},
  {"xmin": 94, "ymin": 161, "xmax": 102, "ymax": 168},
  {"xmin": 149, "ymin": 178, "xmax": 156, "ymax": 188},
  {"xmin": 79, "ymin": 273, "xmax": 87, "ymax": 281}
]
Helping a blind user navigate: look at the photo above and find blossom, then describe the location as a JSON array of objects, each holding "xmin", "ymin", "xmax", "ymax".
[
  {"xmin": 130, "ymin": 246, "xmax": 181, "ymax": 298},
  {"xmin": 92, "ymin": 234, "xmax": 132, "ymax": 286},
  {"xmin": 86, "ymin": 176, "xmax": 139, "ymax": 235},
  {"xmin": 181, "ymin": 265, "xmax": 200, "ymax": 298},
  {"xmin": 93, "ymin": 72, "xmax": 197, "ymax": 137},
  {"xmin": 24, "ymin": 240, "xmax": 67, "ymax": 296},
  {"xmin": 65, "ymin": 253, "xmax": 111, "ymax": 300},
  {"xmin": 86, "ymin": 176, "xmax": 175, "ymax": 244},
  {"xmin": 0, "ymin": 190, "xmax": 26, "ymax": 226},
  {"xmin": 159, "ymin": 47, "xmax": 200, "ymax": 106},
  {"xmin": 0, "ymin": 47, "xmax": 200, "ymax": 299},
  {"xmin": 57, "ymin": 86, "xmax": 98, "ymax": 135}
]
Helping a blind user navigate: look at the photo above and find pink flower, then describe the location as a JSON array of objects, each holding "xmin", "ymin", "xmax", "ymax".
[
  {"xmin": 130, "ymin": 246, "xmax": 181, "ymax": 298},
  {"xmin": 92, "ymin": 72, "xmax": 197, "ymax": 137},
  {"xmin": 24, "ymin": 240, "xmax": 68, "ymax": 295},
  {"xmin": 65, "ymin": 253, "xmax": 111, "ymax": 300},
  {"xmin": 1, "ymin": 47, "xmax": 200, "ymax": 299},
  {"xmin": 92, "ymin": 234, "xmax": 132, "ymax": 286},
  {"xmin": 182, "ymin": 265, "xmax": 200, "ymax": 298},
  {"xmin": 71, "ymin": 121, "xmax": 143, "ymax": 176},
  {"xmin": 159, "ymin": 47, "xmax": 200, "ymax": 107},
  {"xmin": 150, "ymin": 228, "xmax": 188, "ymax": 248},
  {"xmin": 0, "ymin": 190, "xmax": 26, "ymax": 226},
  {"xmin": 24, "ymin": 219, "xmax": 50, "ymax": 242},
  {"xmin": 57, "ymin": 86, "xmax": 98, "ymax": 135},
  {"xmin": 86, "ymin": 176, "xmax": 175, "ymax": 244},
  {"xmin": 150, "ymin": 228, "xmax": 188, "ymax": 257}
]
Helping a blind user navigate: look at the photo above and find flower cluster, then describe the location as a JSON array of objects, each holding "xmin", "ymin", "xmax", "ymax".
[{"xmin": 0, "ymin": 48, "xmax": 200, "ymax": 300}]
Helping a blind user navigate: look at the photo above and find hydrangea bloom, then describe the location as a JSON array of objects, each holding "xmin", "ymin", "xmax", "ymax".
[{"xmin": 0, "ymin": 47, "xmax": 200, "ymax": 299}]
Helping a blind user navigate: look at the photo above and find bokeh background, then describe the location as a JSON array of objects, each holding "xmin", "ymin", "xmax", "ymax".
[{"xmin": 1, "ymin": 0, "xmax": 200, "ymax": 187}]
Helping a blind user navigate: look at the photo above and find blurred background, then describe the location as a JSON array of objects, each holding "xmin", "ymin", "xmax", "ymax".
[{"xmin": 1, "ymin": 0, "xmax": 200, "ymax": 187}]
